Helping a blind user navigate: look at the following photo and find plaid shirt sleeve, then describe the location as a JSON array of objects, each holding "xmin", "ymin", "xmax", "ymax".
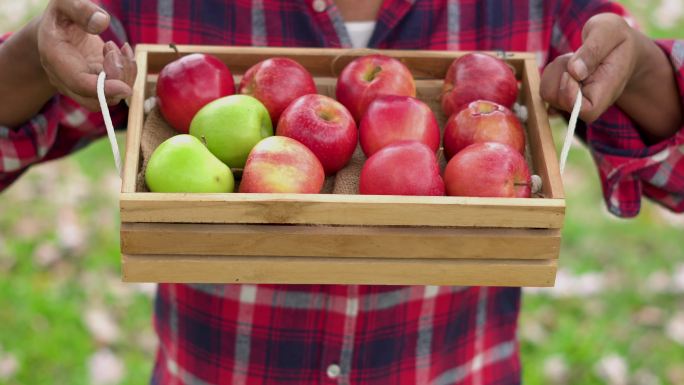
[
  {"xmin": 0, "ymin": 18, "xmax": 129, "ymax": 192},
  {"xmin": 550, "ymin": 0, "xmax": 684, "ymax": 217},
  {"xmin": 585, "ymin": 40, "xmax": 684, "ymax": 217}
]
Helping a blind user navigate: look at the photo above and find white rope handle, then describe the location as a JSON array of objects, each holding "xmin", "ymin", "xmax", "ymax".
[
  {"xmin": 97, "ymin": 71, "xmax": 123, "ymax": 178},
  {"xmin": 559, "ymin": 89, "xmax": 583, "ymax": 175}
]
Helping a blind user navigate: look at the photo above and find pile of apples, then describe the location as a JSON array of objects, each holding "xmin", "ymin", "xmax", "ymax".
[{"xmin": 146, "ymin": 50, "xmax": 531, "ymax": 198}]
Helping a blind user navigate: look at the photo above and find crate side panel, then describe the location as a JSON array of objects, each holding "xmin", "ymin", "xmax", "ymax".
[
  {"xmin": 122, "ymin": 254, "xmax": 557, "ymax": 286},
  {"xmin": 122, "ymin": 49, "xmax": 149, "ymax": 193},
  {"xmin": 522, "ymin": 59, "xmax": 565, "ymax": 200},
  {"xmin": 141, "ymin": 45, "xmax": 533, "ymax": 78},
  {"xmin": 120, "ymin": 193, "xmax": 565, "ymax": 228},
  {"xmin": 121, "ymin": 223, "xmax": 561, "ymax": 259}
]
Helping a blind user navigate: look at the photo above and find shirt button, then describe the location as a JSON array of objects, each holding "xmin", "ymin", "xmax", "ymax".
[
  {"xmin": 312, "ymin": 0, "xmax": 327, "ymax": 12},
  {"xmin": 326, "ymin": 363, "xmax": 341, "ymax": 379}
]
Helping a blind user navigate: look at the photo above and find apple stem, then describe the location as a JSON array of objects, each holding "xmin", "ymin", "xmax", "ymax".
[
  {"xmin": 329, "ymin": 48, "xmax": 382, "ymax": 77},
  {"xmin": 365, "ymin": 65, "xmax": 383, "ymax": 82},
  {"xmin": 169, "ymin": 43, "xmax": 181, "ymax": 59},
  {"xmin": 200, "ymin": 135, "xmax": 208, "ymax": 147}
]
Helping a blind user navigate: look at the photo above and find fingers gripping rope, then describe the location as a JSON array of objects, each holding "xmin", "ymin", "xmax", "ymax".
[{"xmin": 97, "ymin": 71, "xmax": 123, "ymax": 178}]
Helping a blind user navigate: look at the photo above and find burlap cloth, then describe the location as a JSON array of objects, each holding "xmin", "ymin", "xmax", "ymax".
[
  {"xmin": 137, "ymin": 94, "xmax": 527, "ymax": 194},
  {"xmin": 137, "ymin": 107, "xmax": 374, "ymax": 194},
  {"xmin": 136, "ymin": 108, "xmax": 174, "ymax": 192}
]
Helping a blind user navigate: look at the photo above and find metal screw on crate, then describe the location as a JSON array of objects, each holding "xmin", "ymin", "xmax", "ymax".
[{"xmin": 97, "ymin": 71, "xmax": 123, "ymax": 179}]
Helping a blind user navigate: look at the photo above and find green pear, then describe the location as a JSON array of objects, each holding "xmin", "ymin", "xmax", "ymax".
[
  {"xmin": 145, "ymin": 135, "xmax": 234, "ymax": 193},
  {"xmin": 189, "ymin": 94, "xmax": 273, "ymax": 168}
]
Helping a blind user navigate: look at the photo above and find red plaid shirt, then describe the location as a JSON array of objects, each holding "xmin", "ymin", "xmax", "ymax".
[{"xmin": 2, "ymin": 1, "xmax": 684, "ymax": 384}]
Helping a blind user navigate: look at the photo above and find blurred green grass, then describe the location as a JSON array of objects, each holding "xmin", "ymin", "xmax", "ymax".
[{"xmin": 0, "ymin": 1, "xmax": 683, "ymax": 385}]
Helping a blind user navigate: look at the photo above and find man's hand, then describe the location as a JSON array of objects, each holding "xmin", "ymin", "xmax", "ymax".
[
  {"xmin": 36, "ymin": 0, "xmax": 136, "ymax": 110},
  {"xmin": 541, "ymin": 13, "xmax": 682, "ymax": 143},
  {"xmin": 0, "ymin": 0, "xmax": 138, "ymax": 126}
]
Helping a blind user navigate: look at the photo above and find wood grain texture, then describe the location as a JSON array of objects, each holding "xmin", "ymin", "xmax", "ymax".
[
  {"xmin": 120, "ymin": 193, "xmax": 565, "ymax": 228},
  {"xmin": 144, "ymin": 75, "xmax": 444, "ymax": 100},
  {"xmin": 122, "ymin": 254, "xmax": 557, "ymax": 286},
  {"xmin": 138, "ymin": 44, "xmax": 532, "ymax": 79},
  {"xmin": 120, "ymin": 46, "xmax": 565, "ymax": 286},
  {"xmin": 122, "ymin": 49, "xmax": 148, "ymax": 193},
  {"xmin": 121, "ymin": 223, "xmax": 561, "ymax": 259},
  {"xmin": 523, "ymin": 58, "xmax": 565, "ymax": 200}
]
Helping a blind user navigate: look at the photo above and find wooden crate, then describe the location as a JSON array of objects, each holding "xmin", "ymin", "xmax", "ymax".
[{"xmin": 120, "ymin": 44, "xmax": 565, "ymax": 286}]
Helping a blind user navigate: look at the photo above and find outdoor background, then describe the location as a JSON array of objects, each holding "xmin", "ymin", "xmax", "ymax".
[{"xmin": 0, "ymin": 1, "xmax": 683, "ymax": 384}]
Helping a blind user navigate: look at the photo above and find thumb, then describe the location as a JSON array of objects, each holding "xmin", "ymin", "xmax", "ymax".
[
  {"xmin": 567, "ymin": 14, "xmax": 628, "ymax": 82},
  {"xmin": 55, "ymin": 0, "xmax": 110, "ymax": 34}
]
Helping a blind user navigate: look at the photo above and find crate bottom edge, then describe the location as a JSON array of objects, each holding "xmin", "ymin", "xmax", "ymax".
[{"xmin": 121, "ymin": 254, "xmax": 557, "ymax": 287}]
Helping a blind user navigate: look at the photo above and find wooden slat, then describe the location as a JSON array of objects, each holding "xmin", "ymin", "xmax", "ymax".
[
  {"xmin": 144, "ymin": 75, "xmax": 444, "ymax": 100},
  {"xmin": 121, "ymin": 49, "xmax": 148, "ymax": 193},
  {"xmin": 523, "ymin": 58, "xmax": 565, "ymax": 199},
  {"xmin": 138, "ymin": 44, "xmax": 532, "ymax": 79},
  {"xmin": 121, "ymin": 223, "xmax": 561, "ymax": 259},
  {"xmin": 120, "ymin": 193, "xmax": 565, "ymax": 228},
  {"xmin": 122, "ymin": 254, "xmax": 557, "ymax": 286}
]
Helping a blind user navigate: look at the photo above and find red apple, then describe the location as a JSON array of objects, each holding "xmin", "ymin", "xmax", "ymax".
[
  {"xmin": 444, "ymin": 142, "xmax": 530, "ymax": 198},
  {"xmin": 359, "ymin": 95, "xmax": 440, "ymax": 157},
  {"xmin": 239, "ymin": 136, "xmax": 325, "ymax": 193},
  {"xmin": 238, "ymin": 57, "xmax": 317, "ymax": 124},
  {"xmin": 157, "ymin": 53, "xmax": 235, "ymax": 134},
  {"xmin": 336, "ymin": 54, "xmax": 416, "ymax": 122},
  {"xmin": 443, "ymin": 100, "xmax": 525, "ymax": 159},
  {"xmin": 359, "ymin": 141, "xmax": 444, "ymax": 196},
  {"xmin": 441, "ymin": 53, "xmax": 518, "ymax": 117},
  {"xmin": 276, "ymin": 94, "xmax": 357, "ymax": 175}
]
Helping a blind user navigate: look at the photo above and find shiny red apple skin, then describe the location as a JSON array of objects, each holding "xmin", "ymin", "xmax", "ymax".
[
  {"xmin": 444, "ymin": 142, "xmax": 531, "ymax": 198},
  {"xmin": 359, "ymin": 95, "xmax": 440, "ymax": 157},
  {"xmin": 336, "ymin": 54, "xmax": 416, "ymax": 122},
  {"xmin": 443, "ymin": 100, "xmax": 525, "ymax": 159},
  {"xmin": 157, "ymin": 53, "xmax": 235, "ymax": 134},
  {"xmin": 276, "ymin": 94, "xmax": 357, "ymax": 175},
  {"xmin": 359, "ymin": 141, "xmax": 445, "ymax": 196},
  {"xmin": 238, "ymin": 58, "xmax": 317, "ymax": 124},
  {"xmin": 441, "ymin": 53, "xmax": 518, "ymax": 117},
  {"xmin": 238, "ymin": 136, "xmax": 325, "ymax": 194}
]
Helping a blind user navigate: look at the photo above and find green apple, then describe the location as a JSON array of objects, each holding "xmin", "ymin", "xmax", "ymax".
[
  {"xmin": 145, "ymin": 135, "xmax": 234, "ymax": 193},
  {"xmin": 189, "ymin": 94, "xmax": 273, "ymax": 168}
]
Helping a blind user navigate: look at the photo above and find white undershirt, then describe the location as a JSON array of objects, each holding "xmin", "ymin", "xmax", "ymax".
[{"xmin": 345, "ymin": 21, "xmax": 376, "ymax": 48}]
